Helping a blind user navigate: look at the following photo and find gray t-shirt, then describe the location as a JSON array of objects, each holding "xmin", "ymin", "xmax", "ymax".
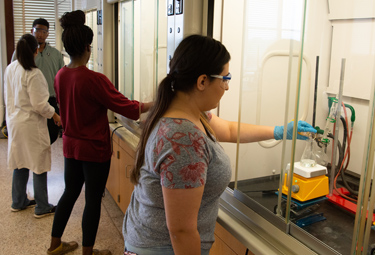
[{"xmin": 122, "ymin": 116, "xmax": 232, "ymax": 250}]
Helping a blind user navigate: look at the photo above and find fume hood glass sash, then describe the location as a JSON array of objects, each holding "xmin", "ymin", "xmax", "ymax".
[
  {"xmin": 351, "ymin": 55, "xmax": 375, "ymax": 255},
  {"xmin": 283, "ymin": 0, "xmax": 308, "ymax": 226},
  {"xmin": 139, "ymin": 0, "xmax": 159, "ymax": 105},
  {"xmin": 119, "ymin": 0, "xmax": 134, "ymax": 99},
  {"xmin": 235, "ymin": 0, "xmax": 307, "ymax": 228}
]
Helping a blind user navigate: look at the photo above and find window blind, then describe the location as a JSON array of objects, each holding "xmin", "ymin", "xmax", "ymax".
[
  {"xmin": 13, "ymin": 0, "xmax": 56, "ymax": 48},
  {"xmin": 57, "ymin": 0, "xmax": 72, "ymax": 19},
  {"xmin": 74, "ymin": 0, "xmax": 84, "ymax": 11},
  {"xmin": 74, "ymin": 0, "xmax": 97, "ymax": 12}
]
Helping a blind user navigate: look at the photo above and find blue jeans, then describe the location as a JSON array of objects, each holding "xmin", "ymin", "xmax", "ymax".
[
  {"xmin": 125, "ymin": 241, "xmax": 210, "ymax": 255},
  {"xmin": 12, "ymin": 168, "xmax": 54, "ymax": 214}
]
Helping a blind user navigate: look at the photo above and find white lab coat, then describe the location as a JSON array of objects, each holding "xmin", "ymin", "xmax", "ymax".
[{"xmin": 4, "ymin": 61, "xmax": 55, "ymax": 174}]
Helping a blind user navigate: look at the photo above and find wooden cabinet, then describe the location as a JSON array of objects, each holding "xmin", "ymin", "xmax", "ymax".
[
  {"xmin": 210, "ymin": 222, "xmax": 252, "ymax": 255},
  {"xmin": 107, "ymin": 133, "xmax": 120, "ymax": 203},
  {"xmin": 118, "ymin": 137, "xmax": 135, "ymax": 213},
  {"xmin": 106, "ymin": 132, "xmax": 135, "ymax": 214}
]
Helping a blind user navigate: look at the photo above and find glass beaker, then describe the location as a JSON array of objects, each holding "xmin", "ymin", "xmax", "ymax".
[
  {"xmin": 314, "ymin": 140, "xmax": 329, "ymax": 166},
  {"xmin": 300, "ymin": 136, "xmax": 317, "ymax": 167}
]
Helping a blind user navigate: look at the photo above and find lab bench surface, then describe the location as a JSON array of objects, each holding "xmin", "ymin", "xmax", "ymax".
[{"xmin": 231, "ymin": 176, "xmax": 375, "ymax": 255}]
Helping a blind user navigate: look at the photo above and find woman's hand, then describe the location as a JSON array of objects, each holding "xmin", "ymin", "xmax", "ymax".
[
  {"xmin": 52, "ymin": 112, "xmax": 61, "ymax": 126},
  {"xmin": 274, "ymin": 121, "xmax": 316, "ymax": 140}
]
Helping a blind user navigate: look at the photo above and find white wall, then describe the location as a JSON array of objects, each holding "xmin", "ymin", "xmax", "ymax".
[{"xmin": 218, "ymin": 0, "xmax": 375, "ymax": 181}]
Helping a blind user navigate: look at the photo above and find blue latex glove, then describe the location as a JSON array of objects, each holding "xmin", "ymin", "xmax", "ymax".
[{"xmin": 274, "ymin": 121, "xmax": 316, "ymax": 140}]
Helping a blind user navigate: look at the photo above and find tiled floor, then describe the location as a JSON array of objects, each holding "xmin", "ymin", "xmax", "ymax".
[{"xmin": 0, "ymin": 137, "xmax": 125, "ymax": 255}]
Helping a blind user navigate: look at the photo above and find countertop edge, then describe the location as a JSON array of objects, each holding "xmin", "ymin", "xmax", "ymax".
[{"xmin": 109, "ymin": 123, "xmax": 139, "ymax": 151}]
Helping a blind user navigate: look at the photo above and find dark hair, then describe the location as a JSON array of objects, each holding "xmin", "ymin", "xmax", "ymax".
[
  {"xmin": 33, "ymin": 18, "xmax": 49, "ymax": 30},
  {"xmin": 16, "ymin": 34, "xmax": 38, "ymax": 70},
  {"xmin": 59, "ymin": 10, "xmax": 93, "ymax": 57},
  {"xmin": 130, "ymin": 34, "xmax": 231, "ymax": 184}
]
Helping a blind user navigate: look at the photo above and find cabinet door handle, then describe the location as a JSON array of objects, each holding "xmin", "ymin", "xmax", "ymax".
[{"xmin": 117, "ymin": 151, "xmax": 120, "ymax": 159}]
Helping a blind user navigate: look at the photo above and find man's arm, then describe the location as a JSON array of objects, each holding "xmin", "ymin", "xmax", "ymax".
[{"xmin": 58, "ymin": 52, "xmax": 65, "ymax": 69}]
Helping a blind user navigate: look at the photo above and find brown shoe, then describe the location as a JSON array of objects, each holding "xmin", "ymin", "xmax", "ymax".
[
  {"xmin": 47, "ymin": 241, "xmax": 78, "ymax": 255},
  {"xmin": 92, "ymin": 249, "xmax": 112, "ymax": 255}
]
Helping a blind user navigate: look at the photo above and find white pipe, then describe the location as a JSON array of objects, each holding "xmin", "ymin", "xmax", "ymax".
[{"xmin": 256, "ymin": 50, "xmax": 311, "ymax": 148}]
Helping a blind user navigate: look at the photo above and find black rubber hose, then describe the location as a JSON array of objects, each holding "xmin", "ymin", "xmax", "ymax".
[
  {"xmin": 312, "ymin": 56, "xmax": 319, "ymax": 127},
  {"xmin": 327, "ymin": 126, "xmax": 358, "ymax": 195},
  {"xmin": 340, "ymin": 116, "xmax": 347, "ymax": 157},
  {"xmin": 341, "ymin": 170, "xmax": 358, "ymax": 195},
  {"xmin": 338, "ymin": 117, "xmax": 358, "ymax": 195},
  {"xmin": 341, "ymin": 150, "xmax": 358, "ymax": 195},
  {"xmin": 325, "ymin": 117, "xmax": 346, "ymax": 176}
]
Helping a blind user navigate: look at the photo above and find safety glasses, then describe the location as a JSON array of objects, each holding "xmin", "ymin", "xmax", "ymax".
[{"xmin": 210, "ymin": 73, "xmax": 232, "ymax": 84}]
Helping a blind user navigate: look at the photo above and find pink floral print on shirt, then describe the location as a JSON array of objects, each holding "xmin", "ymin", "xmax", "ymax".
[{"xmin": 156, "ymin": 118, "xmax": 209, "ymax": 189}]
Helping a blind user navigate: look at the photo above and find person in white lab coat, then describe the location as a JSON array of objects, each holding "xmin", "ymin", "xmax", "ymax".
[
  {"xmin": 4, "ymin": 33, "xmax": 61, "ymax": 218},
  {"xmin": 11, "ymin": 18, "xmax": 65, "ymax": 145}
]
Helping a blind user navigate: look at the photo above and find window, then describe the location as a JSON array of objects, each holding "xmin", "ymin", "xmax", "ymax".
[
  {"xmin": 57, "ymin": 0, "xmax": 72, "ymax": 21},
  {"xmin": 13, "ymin": 0, "xmax": 56, "ymax": 48},
  {"xmin": 85, "ymin": 10, "xmax": 98, "ymax": 71}
]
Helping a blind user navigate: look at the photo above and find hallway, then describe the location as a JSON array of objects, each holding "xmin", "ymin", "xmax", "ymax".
[{"xmin": 0, "ymin": 137, "xmax": 125, "ymax": 255}]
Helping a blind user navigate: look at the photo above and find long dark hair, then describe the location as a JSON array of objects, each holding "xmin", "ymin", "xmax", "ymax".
[
  {"xmin": 59, "ymin": 10, "xmax": 93, "ymax": 57},
  {"xmin": 130, "ymin": 35, "xmax": 231, "ymax": 184},
  {"xmin": 16, "ymin": 34, "xmax": 38, "ymax": 70}
]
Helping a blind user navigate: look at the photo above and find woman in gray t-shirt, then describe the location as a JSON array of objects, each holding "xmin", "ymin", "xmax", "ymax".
[{"xmin": 123, "ymin": 35, "xmax": 316, "ymax": 255}]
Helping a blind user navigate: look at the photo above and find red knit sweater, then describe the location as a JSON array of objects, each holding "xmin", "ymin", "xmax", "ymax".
[{"xmin": 55, "ymin": 65, "xmax": 141, "ymax": 162}]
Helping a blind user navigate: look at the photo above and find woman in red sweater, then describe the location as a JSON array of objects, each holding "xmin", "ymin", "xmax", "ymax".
[{"xmin": 47, "ymin": 10, "xmax": 152, "ymax": 255}]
